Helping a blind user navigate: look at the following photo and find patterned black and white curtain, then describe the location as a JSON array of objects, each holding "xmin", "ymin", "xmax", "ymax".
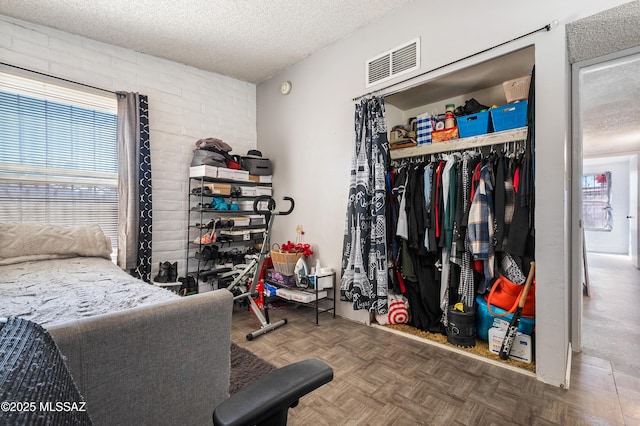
[
  {"xmin": 340, "ymin": 96, "xmax": 390, "ymax": 314},
  {"xmin": 116, "ymin": 92, "xmax": 152, "ymax": 282}
]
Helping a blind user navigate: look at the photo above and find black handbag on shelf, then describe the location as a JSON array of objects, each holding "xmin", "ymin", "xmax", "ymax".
[{"xmin": 241, "ymin": 157, "xmax": 272, "ymax": 175}]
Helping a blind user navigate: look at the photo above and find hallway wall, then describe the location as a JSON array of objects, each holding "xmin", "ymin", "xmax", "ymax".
[{"xmin": 584, "ymin": 157, "xmax": 631, "ymax": 254}]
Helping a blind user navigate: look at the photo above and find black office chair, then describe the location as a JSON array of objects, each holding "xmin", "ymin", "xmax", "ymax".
[{"xmin": 212, "ymin": 358, "xmax": 333, "ymax": 426}]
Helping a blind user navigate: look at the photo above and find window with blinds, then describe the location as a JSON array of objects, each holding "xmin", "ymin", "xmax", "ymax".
[{"xmin": 0, "ymin": 71, "xmax": 118, "ymax": 255}]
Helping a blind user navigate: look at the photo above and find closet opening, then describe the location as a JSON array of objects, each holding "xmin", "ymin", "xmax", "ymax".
[{"xmin": 376, "ymin": 45, "xmax": 537, "ymax": 375}]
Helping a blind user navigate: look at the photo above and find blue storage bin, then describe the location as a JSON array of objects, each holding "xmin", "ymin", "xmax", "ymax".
[
  {"xmin": 490, "ymin": 100, "xmax": 528, "ymax": 132},
  {"xmin": 457, "ymin": 110, "xmax": 492, "ymax": 138},
  {"xmin": 475, "ymin": 295, "xmax": 535, "ymax": 341}
]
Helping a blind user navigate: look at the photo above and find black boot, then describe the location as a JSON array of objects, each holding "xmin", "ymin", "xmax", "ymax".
[
  {"xmin": 167, "ymin": 262, "xmax": 178, "ymax": 282},
  {"xmin": 187, "ymin": 276, "xmax": 197, "ymax": 294},
  {"xmin": 178, "ymin": 276, "xmax": 187, "ymax": 296},
  {"xmin": 178, "ymin": 276, "xmax": 197, "ymax": 296},
  {"xmin": 153, "ymin": 262, "xmax": 169, "ymax": 283}
]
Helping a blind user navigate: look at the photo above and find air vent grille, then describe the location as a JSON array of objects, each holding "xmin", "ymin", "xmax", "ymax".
[
  {"xmin": 392, "ymin": 43, "xmax": 417, "ymax": 74},
  {"xmin": 368, "ymin": 56, "xmax": 391, "ymax": 85},
  {"xmin": 366, "ymin": 38, "xmax": 420, "ymax": 88}
]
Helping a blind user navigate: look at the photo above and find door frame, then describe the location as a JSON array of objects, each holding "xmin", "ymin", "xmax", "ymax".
[
  {"xmin": 570, "ymin": 46, "xmax": 640, "ymax": 352},
  {"xmin": 630, "ymin": 154, "xmax": 639, "ymax": 268}
]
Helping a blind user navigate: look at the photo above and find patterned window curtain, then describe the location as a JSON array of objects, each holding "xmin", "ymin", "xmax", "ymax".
[
  {"xmin": 116, "ymin": 92, "xmax": 152, "ymax": 282},
  {"xmin": 340, "ymin": 96, "xmax": 390, "ymax": 314}
]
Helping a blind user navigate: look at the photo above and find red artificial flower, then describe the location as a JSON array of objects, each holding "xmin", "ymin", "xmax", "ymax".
[{"xmin": 280, "ymin": 241, "xmax": 314, "ymax": 258}]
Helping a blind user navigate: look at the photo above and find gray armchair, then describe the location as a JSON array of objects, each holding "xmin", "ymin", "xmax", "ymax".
[{"xmin": 0, "ymin": 293, "xmax": 332, "ymax": 426}]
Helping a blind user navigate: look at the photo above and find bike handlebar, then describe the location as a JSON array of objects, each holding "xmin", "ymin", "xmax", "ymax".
[{"xmin": 253, "ymin": 196, "xmax": 295, "ymax": 216}]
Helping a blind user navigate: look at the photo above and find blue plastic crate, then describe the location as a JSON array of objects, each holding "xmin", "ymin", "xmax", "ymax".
[
  {"xmin": 457, "ymin": 110, "xmax": 492, "ymax": 138},
  {"xmin": 490, "ymin": 101, "xmax": 528, "ymax": 132}
]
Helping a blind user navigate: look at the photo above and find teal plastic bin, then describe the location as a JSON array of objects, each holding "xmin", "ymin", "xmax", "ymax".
[{"xmin": 475, "ymin": 295, "xmax": 535, "ymax": 341}]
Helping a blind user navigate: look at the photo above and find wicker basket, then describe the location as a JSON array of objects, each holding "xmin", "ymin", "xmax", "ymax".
[
  {"xmin": 270, "ymin": 249, "xmax": 303, "ymax": 275},
  {"xmin": 502, "ymin": 75, "xmax": 531, "ymax": 103}
]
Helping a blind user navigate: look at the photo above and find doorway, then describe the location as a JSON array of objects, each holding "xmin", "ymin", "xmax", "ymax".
[{"xmin": 572, "ymin": 50, "xmax": 640, "ymax": 377}]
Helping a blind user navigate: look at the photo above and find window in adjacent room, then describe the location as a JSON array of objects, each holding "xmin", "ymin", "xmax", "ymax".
[
  {"xmin": 582, "ymin": 172, "xmax": 613, "ymax": 231},
  {"xmin": 0, "ymin": 71, "xmax": 118, "ymax": 256}
]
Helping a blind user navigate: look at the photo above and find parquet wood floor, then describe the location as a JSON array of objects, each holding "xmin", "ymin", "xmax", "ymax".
[{"xmin": 231, "ymin": 304, "xmax": 640, "ymax": 425}]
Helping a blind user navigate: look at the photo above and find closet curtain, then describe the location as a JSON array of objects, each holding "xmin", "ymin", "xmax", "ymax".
[
  {"xmin": 340, "ymin": 96, "xmax": 390, "ymax": 314},
  {"xmin": 116, "ymin": 92, "xmax": 153, "ymax": 282}
]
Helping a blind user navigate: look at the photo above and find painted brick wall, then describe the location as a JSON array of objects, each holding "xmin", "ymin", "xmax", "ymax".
[{"xmin": 0, "ymin": 15, "xmax": 257, "ymax": 277}]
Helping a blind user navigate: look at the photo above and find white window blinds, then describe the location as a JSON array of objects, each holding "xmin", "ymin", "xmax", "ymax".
[{"xmin": 0, "ymin": 71, "xmax": 119, "ymax": 253}]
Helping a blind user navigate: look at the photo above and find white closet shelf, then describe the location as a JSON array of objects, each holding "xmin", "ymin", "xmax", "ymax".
[{"xmin": 389, "ymin": 127, "xmax": 528, "ymax": 160}]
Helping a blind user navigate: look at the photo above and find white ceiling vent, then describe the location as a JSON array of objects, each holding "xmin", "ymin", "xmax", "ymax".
[{"xmin": 366, "ymin": 38, "xmax": 420, "ymax": 88}]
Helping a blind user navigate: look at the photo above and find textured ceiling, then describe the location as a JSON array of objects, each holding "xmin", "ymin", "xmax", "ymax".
[
  {"xmin": 0, "ymin": 0, "xmax": 412, "ymax": 83},
  {"xmin": 581, "ymin": 52, "xmax": 640, "ymax": 157}
]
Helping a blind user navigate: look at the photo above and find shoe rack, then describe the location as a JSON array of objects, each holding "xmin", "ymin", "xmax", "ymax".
[{"xmin": 186, "ymin": 170, "xmax": 273, "ymax": 293}]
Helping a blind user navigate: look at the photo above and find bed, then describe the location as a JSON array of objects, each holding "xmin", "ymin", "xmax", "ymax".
[
  {"xmin": 0, "ymin": 223, "xmax": 184, "ymax": 325},
  {"xmin": 0, "ymin": 223, "xmax": 234, "ymax": 425}
]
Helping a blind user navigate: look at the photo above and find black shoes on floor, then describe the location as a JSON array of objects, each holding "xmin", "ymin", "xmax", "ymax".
[{"xmin": 154, "ymin": 261, "xmax": 178, "ymax": 283}]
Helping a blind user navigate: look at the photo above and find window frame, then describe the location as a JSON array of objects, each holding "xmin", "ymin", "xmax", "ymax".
[
  {"xmin": 0, "ymin": 70, "xmax": 119, "ymax": 256},
  {"xmin": 582, "ymin": 171, "xmax": 613, "ymax": 231}
]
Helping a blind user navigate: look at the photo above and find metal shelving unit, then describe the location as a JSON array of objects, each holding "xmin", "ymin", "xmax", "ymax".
[{"xmin": 187, "ymin": 174, "xmax": 272, "ymax": 292}]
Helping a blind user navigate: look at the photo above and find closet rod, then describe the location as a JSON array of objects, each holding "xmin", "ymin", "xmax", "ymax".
[
  {"xmin": 352, "ymin": 21, "xmax": 556, "ymax": 102},
  {"xmin": 0, "ymin": 62, "xmax": 116, "ymax": 95}
]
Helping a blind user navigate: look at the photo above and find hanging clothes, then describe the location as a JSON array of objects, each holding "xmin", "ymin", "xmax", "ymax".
[
  {"xmin": 340, "ymin": 96, "xmax": 390, "ymax": 314},
  {"xmin": 494, "ymin": 152, "xmax": 516, "ymax": 252},
  {"xmin": 466, "ymin": 160, "xmax": 496, "ymax": 293},
  {"xmin": 386, "ymin": 135, "xmax": 534, "ymax": 331},
  {"xmin": 389, "ymin": 166, "xmax": 408, "ymax": 295},
  {"xmin": 456, "ymin": 151, "xmax": 480, "ymax": 308},
  {"xmin": 433, "ymin": 160, "xmax": 446, "ymax": 250},
  {"xmin": 387, "ymin": 160, "xmax": 444, "ymax": 333},
  {"xmin": 395, "ymin": 168, "xmax": 409, "ymax": 241},
  {"xmin": 507, "ymin": 67, "xmax": 536, "ymax": 259},
  {"xmin": 440, "ymin": 153, "xmax": 461, "ymax": 322},
  {"xmin": 407, "ymin": 163, "xmax": 429, "ymax": 253},
  {"xmin": 423, "ymin": 163, "xmax": 433, "ymax": 251},
  {"xmin": 443, "ymin": 153, "xmax": 461, "ymax": 251},
  {"xmin": 409, "ymin": 250, "xmax": 445, "ymax": 333}
]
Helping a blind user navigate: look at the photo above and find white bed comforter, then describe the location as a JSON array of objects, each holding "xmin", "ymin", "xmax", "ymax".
[{"xmin": 0, "ymin": 257, "xmax": 178, "ymax": 326}]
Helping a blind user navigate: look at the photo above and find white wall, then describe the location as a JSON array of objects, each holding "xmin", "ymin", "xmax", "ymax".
[
  {"xmin": 584, "ymin": 157, "xmax": 631, "ymax": 254},
  {"xmin": 256, "ymin": 0, "xmax": 631, "ymax": 386},
  {"xmin": 0, "ymin": 14, "xmax": 257, "ymax": 277},
  {"xmin": 631, "ymin": 155, "xmax": 640, "ymax": 267}
]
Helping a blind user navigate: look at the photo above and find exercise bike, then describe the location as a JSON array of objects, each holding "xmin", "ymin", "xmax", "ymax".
[{"xmin": 224, "ymin": 195, "xmax": 294, "ymax": 340}]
